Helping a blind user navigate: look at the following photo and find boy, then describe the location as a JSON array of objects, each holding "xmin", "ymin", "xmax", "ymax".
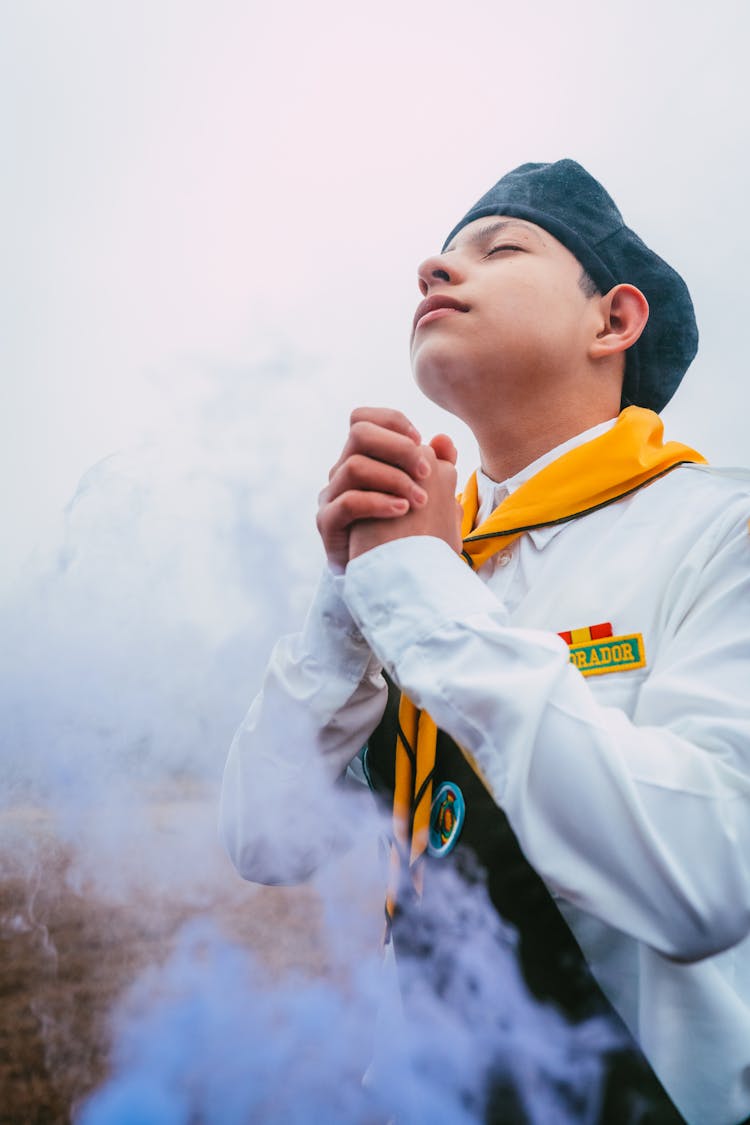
[{"xmin": 221, "ymin": 160, "xmax": 750, "ymax": 1124}]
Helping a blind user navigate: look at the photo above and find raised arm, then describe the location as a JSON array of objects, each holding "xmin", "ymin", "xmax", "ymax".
[{"xmin": 220, "ymin": 408, "xmax": 436, "ymax": 883}]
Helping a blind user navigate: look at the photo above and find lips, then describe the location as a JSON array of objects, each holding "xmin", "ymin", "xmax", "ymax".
[{"xmin": 412, "ymin": 294, "xmax": 470, "ymax": 333}]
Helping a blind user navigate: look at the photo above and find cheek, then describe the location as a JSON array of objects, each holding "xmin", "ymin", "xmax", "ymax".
[
  {"xmin": 480, "ymin": 279, "xmax": 541, "ymax": 334},
  {"xmin": 494, "ymin": 281, "xmax": 586, "ymax": 345}
]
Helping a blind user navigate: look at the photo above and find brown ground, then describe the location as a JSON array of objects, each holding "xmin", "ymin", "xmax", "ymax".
[{"xmin": 0, "ymin": 790, "xmax": 352, "ymax": 1125}]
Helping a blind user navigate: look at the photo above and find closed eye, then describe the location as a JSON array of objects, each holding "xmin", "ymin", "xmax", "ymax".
[{"xmin": 483, "ymin": 243, "xmax": 524, "ymax": 258}]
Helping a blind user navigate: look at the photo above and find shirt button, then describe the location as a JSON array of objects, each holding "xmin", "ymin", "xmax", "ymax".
[{"xmin": 496, "ymin": 551, "xmax": 512, "ymax": 568}]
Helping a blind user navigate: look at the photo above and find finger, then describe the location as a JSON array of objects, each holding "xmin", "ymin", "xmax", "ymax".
[
  {"xmin": 429, "ymin": 432, "xmax": 458, "ymax": 465},
  {"xmin": 317, "ymin": 490, "xmax": 410, "ymax": 540},
  {"xmin": 349, "ymin": 406, "xmax": 421, "ymax": 444},
  {"xmin": 326, "ymin": 455, "xmax": 428, "ymax": 507},
  {"xmin": 435, "ymin": 459, "xmax": 459, "ymax": 493},
  {"xmin": 428, "ymin": 452, "xmax": 458, "ymax": 492},
  {"xmin": 328, "ymin": 412, "xmax": 423, "ymax": 482},
  {"xmin": 333, "ymin": 421, "xmax": 432, "ymax": 481}
]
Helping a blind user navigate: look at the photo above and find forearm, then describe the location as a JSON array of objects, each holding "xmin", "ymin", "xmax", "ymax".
[
  {"xmin": 343, "ymin": 536, "xmax": 750, "ymax": 960},
  {"xmin": 220, "ymin": 567, "xmax": 388, "ymax": 883}
]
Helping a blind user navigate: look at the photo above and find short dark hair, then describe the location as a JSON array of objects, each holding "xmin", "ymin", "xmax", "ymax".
[{"xmin": 578, "ymin": 266, "xmax": 600, "ymax": 299}]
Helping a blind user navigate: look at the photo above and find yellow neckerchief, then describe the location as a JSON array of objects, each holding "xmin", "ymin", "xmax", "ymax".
[{"xmin": 385, "ymin": 406, "xmax": 706, "ymax": 937}]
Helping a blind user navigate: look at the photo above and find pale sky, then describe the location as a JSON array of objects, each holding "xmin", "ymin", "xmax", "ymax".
[{"xmin": 2, "ymin": 0, "xmax": 749, "ymax": 595}]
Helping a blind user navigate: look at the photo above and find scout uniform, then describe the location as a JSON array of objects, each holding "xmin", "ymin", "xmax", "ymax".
[{"xmin": 221, "ymin": 162, "xmax": 750, "ymax": 1124}]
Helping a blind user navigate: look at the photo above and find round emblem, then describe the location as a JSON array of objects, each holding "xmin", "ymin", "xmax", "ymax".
[{"xmin": 427, "ymin": 781, "xmax": 465, "ymax": 858}]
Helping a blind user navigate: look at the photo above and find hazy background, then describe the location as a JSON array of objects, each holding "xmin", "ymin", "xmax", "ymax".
[{"xmin": 1, "ymin": 2, "xmax": 748, "ymax": 1118}]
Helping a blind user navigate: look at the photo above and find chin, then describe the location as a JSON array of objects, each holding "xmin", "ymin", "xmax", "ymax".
[
  {"xmin": 412, "ymin": 366, "xmax": 472, "ymax": 421},
  {"xmin": 414, "ymin": 345, "xmax": 492, "ymax": 417}
]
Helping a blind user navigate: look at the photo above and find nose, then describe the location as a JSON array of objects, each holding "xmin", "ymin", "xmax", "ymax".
[{"xmin": 416, "ymin": 252, "xmax": 462, "ymax": 296}]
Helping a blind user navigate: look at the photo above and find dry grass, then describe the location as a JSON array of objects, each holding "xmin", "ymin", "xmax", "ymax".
[{"xmin": 0, "ymin": 796, "xmax": 331, "ymax": 1125}]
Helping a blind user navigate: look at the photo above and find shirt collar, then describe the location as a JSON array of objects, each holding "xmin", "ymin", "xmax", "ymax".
[{"xmin": 474, "ymin": 417, "xmax": 618, "ymax": 546}]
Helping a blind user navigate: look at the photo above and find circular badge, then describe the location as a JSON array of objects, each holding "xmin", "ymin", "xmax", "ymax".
[{"xmin": 427, "ymin": 781, "xmax": 466, "ymax": 858}]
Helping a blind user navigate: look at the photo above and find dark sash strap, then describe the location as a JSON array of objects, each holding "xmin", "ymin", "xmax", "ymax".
[{"xmin": 365, "ymin": 676, "xmax": 685, "ymax": 1124}]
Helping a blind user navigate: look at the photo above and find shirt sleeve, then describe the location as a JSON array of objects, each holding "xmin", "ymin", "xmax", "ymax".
[
  {"xmin": 342, "ymin": 517, "xmax": 750, "ymax": 963},
  {"xmin": 219, "ymin": 565, "xmax": 388, "ymax": 884}
]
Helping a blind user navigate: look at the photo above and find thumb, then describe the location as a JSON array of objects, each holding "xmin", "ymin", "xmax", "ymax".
[{"xmin": 429, "ymin": 432, "xmax": 458, "ymax": 465}]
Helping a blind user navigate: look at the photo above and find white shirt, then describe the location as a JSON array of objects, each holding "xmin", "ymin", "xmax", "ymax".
[{"xmin": 220, "ymin": 424, "xmax": 750, "ymax": 1125}]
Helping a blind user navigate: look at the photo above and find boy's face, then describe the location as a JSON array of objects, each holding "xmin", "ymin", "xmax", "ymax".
[{"xmin": 410, "ymin": 216, "xmax": 602, "ymax": 419}]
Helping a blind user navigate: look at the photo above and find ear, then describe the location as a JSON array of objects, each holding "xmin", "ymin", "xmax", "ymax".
[{"xmin": 588, "ymin": 284, "xmax": 649, "ymax": 361}]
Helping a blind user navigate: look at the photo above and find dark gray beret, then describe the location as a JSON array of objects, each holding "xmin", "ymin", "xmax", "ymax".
[{"xmin": 442, "ymin": 160, "xmax": 698, "ymax": 413}]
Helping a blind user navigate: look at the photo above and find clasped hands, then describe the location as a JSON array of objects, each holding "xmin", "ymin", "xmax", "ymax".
[{"xmin": 317, "ymin": 407, "xmax": 463, "ymax": 572}]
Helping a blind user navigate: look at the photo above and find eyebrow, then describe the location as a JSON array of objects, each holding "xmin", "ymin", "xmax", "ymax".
[{"xmin": 444, "ymin": 219, "xmax": 545, "ymax": 254}]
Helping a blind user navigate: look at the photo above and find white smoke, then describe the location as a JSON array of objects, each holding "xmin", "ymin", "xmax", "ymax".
[
  {"xmin": 77, "ymin": 853, "xmax": 621, "ymax": 1125},
  {"xmin": 1, "ymin": 349, "xmax": 332, "ymax": 796}
]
